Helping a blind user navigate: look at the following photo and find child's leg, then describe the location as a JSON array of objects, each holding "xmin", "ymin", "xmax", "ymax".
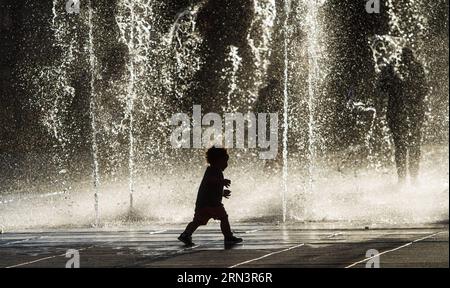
[
  {"xmin": 184, "ymin": 221, "xmax": 201, "ymax": 236},
  {"xmin": 182, "ymin": 209, "xmax": 209, "ymax": 236},
  {"xmin": 214, "ymin": 207, "xmax": 233, "ymax": 238},
  {"xmin": 220, "ymin": 217, "xmax": 233, "ymax": 238},
  {"xmin": 215, "ymin": 208, "xmax": 242, "ymax": 243}
]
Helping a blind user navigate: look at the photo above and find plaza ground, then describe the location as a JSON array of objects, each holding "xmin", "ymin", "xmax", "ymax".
[{"xmin": 0, "ymin": 222, "xmax": 448, "ymax": 268}]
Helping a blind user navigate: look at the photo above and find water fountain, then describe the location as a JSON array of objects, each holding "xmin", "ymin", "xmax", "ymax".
[
  {"xmin": 247, "ymin": 0, "xmax": 277, "ymax": 99},
  {"xmin": 224, "ymin": 45, "xmax": 243, "ymax": 113},
  {"xmin": 301, "ymin": 0, "xmax": 327, "ymax": 218},
  {"xmin": 165, "ymin": 2, "xmax": 205, "ymax": 103},
  {"xmin": 0, "ymin": 0, "xmax": 448, "ymax": 230},
  {"xmin": 88, "ymin": 0, "xmax": 101, "ymax": 226},
  {"xmin": 281, "ymin": 0, "xmax": 291, "ymax": 223},
  {"xmin": 115, "ymin": 0, "xmax": 160, "ymax": 219}
]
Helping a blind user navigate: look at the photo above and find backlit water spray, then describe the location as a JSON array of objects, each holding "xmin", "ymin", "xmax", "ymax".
[
  {"xmin": 165, "ymin": 2, "xmax": 204, "ymax": 102},
  {"xmin": 0, "ymin": 0, "xmax": 447, "ymax": 230},
  {"xmin": 247, "ymin": 0, "xmax": 277, "ymax": 100},
  {"xmin": 225, "ymin": 46, "xmax": 243, "ymax": 113},
  {"xmin": 124, "ymin": 1, "xmax": 137, "ymax": 210},
  {"xmin": 116, "ymin": 0, "xmax": 156, "ymax": 213},
  {"xmin": 305, "ymin": 0, "xmax": 320, "ymax": 198},
  {"xmin": 282, "ymin": 0, "xmax": 291, "ymax": 223},
  {"xmin": 88, "ymin": 0, "xmax": 100, "ymax": 226}
]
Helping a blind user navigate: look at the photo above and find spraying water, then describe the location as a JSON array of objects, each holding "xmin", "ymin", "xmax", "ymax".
[
  {"xmin": 125, "ymin": 1, "xmax": 137, "ymax": 210},
  {"xmin": 225, "ymin": 46, "xmax": 243, "ymax": 113},
  {"xmin": 116, "ymin": 0, "xmax": 156, "ymax": 212},
  {"xmin": 87, "ymin": 0, "xmax": 100, "ymax": 226},
  {"xmin": 303, "ymin": 0, "xmax": 328, "ymax": 200},
  {"xmin": 370, "ymin": 0, "xmax": 430, "ymax": 78},
  {"xmin": 368, "ymin": 0, "xmax": 436, "ymax": 169},
  {"xmin": 346, "ymin": 89, "xmax": 378, "ymax": 167},
  {"xmin": 247, "ymin": 0, "xmax": 277, "ymax": 97},
  {"xmin": 0, "ymin": 0, "xmax": 447, "ymax": 230},
  {"xmin": 165, "ymin": 2, "xmax": 204, "ymax": 102},
  {"xmin": 282, "ymin": 0, "xmax": 291, "ymax": 223},
  {"xmin": 305, "ymin": 0, "xmax": 318, "ymax": 196}
]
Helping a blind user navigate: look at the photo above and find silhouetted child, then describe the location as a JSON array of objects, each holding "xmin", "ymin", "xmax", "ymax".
[{"xmin": 178, "ymin": 147, "xmax": 243, "ymax": 246}]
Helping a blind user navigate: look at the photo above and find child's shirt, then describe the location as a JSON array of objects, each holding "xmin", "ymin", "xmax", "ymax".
[{"xmin": 195, "ymin": 166, "xmax": 224, "ymax": 210}]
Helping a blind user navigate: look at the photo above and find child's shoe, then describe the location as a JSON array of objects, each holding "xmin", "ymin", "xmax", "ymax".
[
  {"xmin": 224, "ymin": 236, "xmax": 243, "ymax": 245},
  {"xmin": 178, "ymin": 233, "xmax": 195, "ymax": 246}
]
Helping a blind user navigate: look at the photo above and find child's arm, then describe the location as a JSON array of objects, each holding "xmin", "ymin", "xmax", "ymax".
[
  {"xmin": 205, "ymin": 177, "xmax": 231, "ymax": 188},
  {"xmin": 223, "ymin": 189, "xmax": 232, "ymax": 199},
  {"xmin": 223, "ymin": 179, "xmax": 231, "ymax": 188}
]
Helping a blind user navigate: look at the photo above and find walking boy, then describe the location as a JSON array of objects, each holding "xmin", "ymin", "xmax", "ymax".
[{"xmin": 178, "ymin": 147, "xmax": 243, "ymax": 246}]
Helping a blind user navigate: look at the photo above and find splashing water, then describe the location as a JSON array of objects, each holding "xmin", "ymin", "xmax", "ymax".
[
  {"xmin": 371, "ymin": 0, "xmax": 430, "ymax": 74},
  {"xmin": 346, "ymin": 88, "xmax": 379, "ymax": 168},
  {"xmin": 305, "ymin": 0, "xmax": 320, "ymax": 197},
  {"xmin": 88, "ymin": 0, "xmax": 100, "ymax": 226},
  {"xmin": 224, "ymin": 46, "xmax": 243, "ymax": 113},
  {"xmin": 368, "ymin": 0, "xmax": 441, "ymax": 167},
  {"xmin": 247, "ymin": 0, "xmax": 277, "ymax": 94},
  {"xmin": 116, "ymin": 0, "xmax": 156, "ymax": 212},
  {"xmin": 369, "ymin": 35, "xmax": 407, "ymax": 74},
  {"xmin": 164, "ymin": 2, "xmax": 205, "ymax": 101},
  {"xmin": 293, "ymin": 0, "xmax": 328, "ymax": 219},
  {"xmin": 45, "ymin": 0, "xmax": 77, "ymax": 146},
  {"xmin": 281, "ymin": 0, "xmax": 292, "ymax": 223},
  {"xmin": 0, "ymin": 0, "xmax": 447, "ymax": 230}
]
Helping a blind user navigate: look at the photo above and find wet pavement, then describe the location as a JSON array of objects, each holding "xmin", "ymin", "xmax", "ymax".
[{"xmin": 0, "ymin": 223, "xmax": 448, "ymax": 268}]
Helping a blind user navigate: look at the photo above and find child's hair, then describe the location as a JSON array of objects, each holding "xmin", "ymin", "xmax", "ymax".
[{"xmin": 206, "ymin": 147, "xmax": 229, "ymax": 164}]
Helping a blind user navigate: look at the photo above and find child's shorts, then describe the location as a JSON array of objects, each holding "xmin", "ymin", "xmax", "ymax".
[{"xmin": 193, "ymin": 206, "xmax": 228, "ymax": 225}]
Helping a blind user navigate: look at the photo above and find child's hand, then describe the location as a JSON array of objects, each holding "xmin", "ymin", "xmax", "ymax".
[
  {"xmin": 223, "ymin": 190, "xmax": 232, "ymax": 199},
  {"xmin": 223, "ymin": 179, "xmax": 231, "ymax": 188}
]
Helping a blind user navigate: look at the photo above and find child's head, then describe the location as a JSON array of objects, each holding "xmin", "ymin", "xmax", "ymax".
[{"xmin": 206, "ymin": 147, "xmax": 229, "ymax": 171}]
